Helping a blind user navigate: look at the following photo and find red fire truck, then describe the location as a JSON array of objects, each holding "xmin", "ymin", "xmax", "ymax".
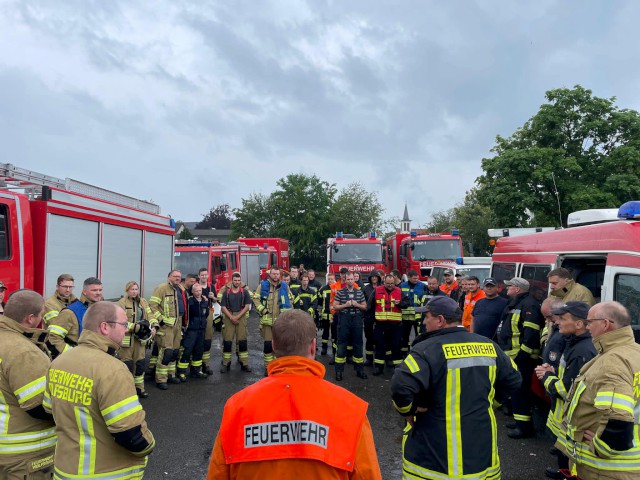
[
  {"xmin": 385, "ymin": 230, "xmax": 464, "ymax": 280},
  {"xmin": 490, "ymin": 201, "xmax": 640, "ymax": 326},
  {"xmin": 236, "ymin": 237, "xmax": 290, "ymax": 274},
  {"xmin": 173, "ymin": 241, "xmax": 261, "ymax": 290},
  {"xmin": 326, "ymin": 232, "xmax": 385, "ymax": 276},
  {"xmin": 0, "ymin": 163, "xmax": 175, "ymax": 300}
]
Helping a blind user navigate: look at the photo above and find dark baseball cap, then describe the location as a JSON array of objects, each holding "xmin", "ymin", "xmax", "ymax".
[
  {"xmin": 551, "ymin": 301, "xmax": 590, "ymax": 320},
  {"xmin": 483, "ymin": 277, "xmax": 497, "ymax": 286},
  {"xmin": 415, "ymin": 296, "xmax": 460, "ymax": 316},
  {"xmin": 443, "ymin": 268, "xmax": 454, "ymax": 276}
]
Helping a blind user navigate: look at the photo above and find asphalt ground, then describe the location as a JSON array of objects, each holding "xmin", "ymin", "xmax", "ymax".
[{"xmin": 142, "ymin": 312, "xmax": 556, "ymax": 479}]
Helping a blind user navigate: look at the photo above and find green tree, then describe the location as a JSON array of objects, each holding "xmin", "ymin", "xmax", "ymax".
[
  {"xmin": 196, "ymin": 203, "xmax": 233, "ymax": 229},
  {"xmin": 178, "ymin": 226, "xmax": 194, "ymax": 240},
  {"xmin": 230, "ymin": 193, "xmax": 276, "ymax": 238},
  {"xmin": 424, "ymin": 208, "xmax": 456, "ymax": 233},
  {"xmin": 327, "ymin": 182, "xmax": 384, "ymax": 236},
  {"xmin": 452, "ymin": 188, "xmax": 496, "ymax": 256},
  {"xmin": 477, "ymin": 85, "xmax": 640, "ymax": 227}
]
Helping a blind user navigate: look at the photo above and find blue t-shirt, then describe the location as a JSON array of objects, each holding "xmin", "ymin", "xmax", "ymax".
[{"xmin": 471, "ymin": 296, "xmax": 508, "ymax": 340}]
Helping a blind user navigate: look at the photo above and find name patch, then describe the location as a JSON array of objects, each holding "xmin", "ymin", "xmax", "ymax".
[
  {"xmin": 442, "ymin": 342, "xmax": 497, "ymax": 359},
  {"xmin": 244, "ymin": 420, "xmax": 329, "ymax": 449}
]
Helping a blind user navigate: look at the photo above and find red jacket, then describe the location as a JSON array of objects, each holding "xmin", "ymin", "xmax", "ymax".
[
  {"xmin": 207, "ymin": 356, "xmax": 382, "ymax": 480},
  {"xmin": 374, "ymin": 286, "xmax": 402, "ymax": 322}
]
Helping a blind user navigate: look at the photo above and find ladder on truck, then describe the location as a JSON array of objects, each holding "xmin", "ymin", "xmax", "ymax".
[{"xmin": 0, "ymin": 163, "xmax": 160, "ymax": 214}]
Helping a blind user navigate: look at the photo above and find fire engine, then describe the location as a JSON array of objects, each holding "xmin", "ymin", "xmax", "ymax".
[
  {"xmin": 385, "ymin": 230, "xmax": 464, "ymax": 280},
  {"xmin": 173, "ymin": 241, "xmax": 261, "ymax": 290},
  {"xmin": 490, "ymin": 201, "xmax": 640, "ymax": 326},
  {"xmin": 236, "ymin": 237, "xmax": 290, "ymax": 274},
  {"xmin": 0, "ymin": 163, "xmax": 174, "ymax": 299},
  {"xmin": 326, "ymin": 232, "xmax": 385, "ymax": 276}
]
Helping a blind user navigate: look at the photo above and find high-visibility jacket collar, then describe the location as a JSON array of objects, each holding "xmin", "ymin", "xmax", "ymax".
[
  {"xmin": 77, "ymin": 329, "xmax": 120, "ymax": 356},
  {"xmin": 267, "ymin": 356, "xmax": 325, "ymax": 379},
  {"xmin": 592, "ymin": 325, "xmax": 635, "ymax": 354},
  {"xmin": 0, "ymin": 315, "xmax": 48, "ymax": 347}
]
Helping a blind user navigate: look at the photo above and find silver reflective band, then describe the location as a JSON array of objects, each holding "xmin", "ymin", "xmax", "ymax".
[{"xmin": 244, "ymin": 420, "xmax": 329, "ymax": 449}]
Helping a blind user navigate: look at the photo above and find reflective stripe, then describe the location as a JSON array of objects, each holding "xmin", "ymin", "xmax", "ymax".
[
  {"xmin": 523, "ymin": 321, "xmax": 540, "ymax": 331},
  {"xmin": 404, "ymin": 354, "xmax": 420, "ymax": 374},
  {"xmin": 43, "ymin": 310, "xmax": 59, "ymax": 322},
  {"xmin": 74, "ymin": 406, "xmax": 95, "ymax": 475},
  {"xmin": 15, "ymin": 376, "xmax": 46, "ymax": 405},
  {"xmin": 0, "ymin": 428, "xmax": 57, "ymax": 454},
  {"xmin": 403, "ymin": 453, "xmax": 501, "ymax": 479},
  {"xmin": 594, "ymin": 391, "xmax": 636, "ymax": 416},
  {"xmin": 509, "ymin": 309, "xmax": 521, "ymax": 352},
  {"xmin": 101, "ymin": 396, "xmax": 142, "ymax": 427},
  {"xmin": 445, "ymin": 368, "xmax": 463, "ymax": 476},
  {"xmin": 393, "ymin": 400, "xmax": 412, "ymax": 414},
  {"xmin": 557, "ymin": 435, "xmax": 640, "ymax": 470},
  {"xmin": 447, "ymin": 357, "xmax": 496, "ymax": 370},
  {"xmin": 48, "ymin": 325, "xmax": 69, "ymax": 337},
  {"xmin": 513, "ymin": 414, "xmax": 532, "ymax": 422},
  {"xmin": 54, "ymin": 459, "xmax": 147, "ymax": 480},
  {"xmin": 0, "ymin": 387, "xmax": 8, "ymax": 435},
  {"xmin": 487, "ymin": 365, "xmax": 498, "ymax": 466}
]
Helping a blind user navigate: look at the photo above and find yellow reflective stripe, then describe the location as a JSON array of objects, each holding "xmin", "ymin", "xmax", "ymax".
[
  {"xmin": 0, "ymin": 386, "xmax": 8, "ymax": 435},
  {"xmin": 445, "ymin": 368, "xmax": 463, "ymax": 476},
  {"xmin": 566, "ymin": 381, "xmax": 586, "ymax": 423},
  {"xmin": 149, "ymin": 295, "xmax": 162, "ymax": 304},
  {"xmin": 513, "ymin": 414, "xmax": 532, "ymax": 422},
  {"xmin": 75, "ymin": 406, "xmax": 96, "ymax": 475},
  {"xmin": 0, "ymin": 428, "xmax": 57, "ymax": 454},
  {"xmin": 15, "ymin": 376, "xmax": 46, "ymax": 405},
  {"xmin": 393, "ymin": 400, "xmax": 412, "ymax": 415},
  {"xmin": 520, "ymin": 344, "xmax": 534, "ymax": 354},
  {"xmin": 404, "ymin": 354, "xmax": 420, "ymax": 374},
  {"xmin": 556, "ymin": 435, "xmax": 640, "ymax": 470},
  {"xmin": 487, "ymin": 364, "xmax": 498, "ymax": 467},
  {"xmin": 509, "ymin": 310, "xmax": 521, "ymax": 352},
  {"xmin": 101, "ymin": 395, "xmax": 142, "ymax": 426},
  {"xmin": 48, "ymin": 325, "xmax": 68, "ymax": 337},
  {"xmin": 523, "ymin": 321, "xmax": 540, "ymax": 331},
  {"xmin": 43, "ymin": 387, "xmax": 52, "ymax": 411},
  {"xmin": 594, "ymin": 392, "xmax": 636, "ymax": 416},
  {"xmin": 53, "ymin": 459, "xmax": 148, "ymax": 480},
  {"xmin": 43, "ymin": 310, "xmax": 59, "ymax": 322},
  {"xmin": 403, "ymin": 456, "xmax": 501, "ymax": 480}
]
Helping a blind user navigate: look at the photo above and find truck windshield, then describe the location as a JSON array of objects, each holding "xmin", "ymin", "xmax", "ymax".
[
  {"xmin": 410, "ymin": 239, "xmax": 461, "ymax": 261},
  {"xmin": 174, "ymin": 251, "xmax": 209, "ymax": 275},
  {"xmin": 259, "ymin": 252, "xmax": 268, "ymax": 269},
  {"xmin": 330, "ymin": 243, "xmax": 383, "ymax": 264}
]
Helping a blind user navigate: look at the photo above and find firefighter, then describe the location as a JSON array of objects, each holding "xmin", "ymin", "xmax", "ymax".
[
  {"xmin": 534, "ymin": 301, "xmax": 596, "ymax": 479},
  {"xmin": 176, "ymin": 283, "xmax": 210, "ymax": 381},
  {"xmin": 391, "ymin": 296, "xmax": 522, "ymax": 480},
  {"xmin": 547, "ymin": 267, "xmax": 595, "ymax": 306},
  {"xmin": 0, "ymin": 290, "xmax": 56, "ymax": 478},
  {"xmin": 462, "ymin": 276, "xmax": 486, "ymax": 332},
  {"xmin": 199, "ymin": 269, "xmax": 219, "ymax": 376},
  {"xmin": 307, "ymin": 269, "xmax": 322, "ymax": 290},
  {"xmin": 317, "ymin": 272, "xmax": 335, "ymax": 356},
  {"xmin": 206, "ymin": 309, "xmax": 382, "ymax": 479},
  {"xmin": 556, "ymin": 301, "xmax": 640, "ymax": 479},
  {"xmin": 293, "ymin": 273, "xmax": 318, "ymax": 318},
  {"xmin": 363, "ymin": 270, "xmax": 382, "ymax": 366},
  {"xmin": 46, "ymin": 277, "xmax": 103, "ymax": 359},
  {"xmin": 420, "ymin": 276, "xmax": 446, "ymax": 334},
  {"xmin": 371, "ymin": 274, "xmax": 405, "ymax": 375},
  {"xmin": 400, "ymin": 270, "xmax": 426, "ymax": 357},
  {"xmin": 149, "ymin": 269, "xmax": 186, "ymax": 390},
  {"xmin": 44, "ymin": 302, "xmax": 155, "ymax": 479},
  {"xmin": 219, "ymin": 273, "xmax": 252, "ymax": 373},
  {"xmin": 439, "ymin": 268, "xmax": 460, "ymax": 302},
  {"xmin": 496, "ymin": 277, "xmax": 544, "ymax": 439},
  {"xmin": 43, "ymin": 273, "xmax": 77, "ymax": 327},
  {"xmin": 117, "ymin": 281, "xmax": 157, "ymax": 399},
  {"xmin": 288, "ymin": 266, "xmax": 301, "ymax": 297},
  {"xmin": 253, "ymin": 267, "xmax": 293, "ymax": 373},
  {"xmin": 333, "ymin": 272, "xmax": 368, "ymax": 381}
]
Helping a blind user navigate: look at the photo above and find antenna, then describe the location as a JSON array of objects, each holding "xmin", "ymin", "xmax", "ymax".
[{"xmin": 551, "ymin": 172, "xmax": 563, "ymax": 227}]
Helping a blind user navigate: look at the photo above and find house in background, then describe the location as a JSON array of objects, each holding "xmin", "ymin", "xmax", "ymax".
[{"xmin": 174, "ymin": 221, "xmax": 232, "ymax": 244}]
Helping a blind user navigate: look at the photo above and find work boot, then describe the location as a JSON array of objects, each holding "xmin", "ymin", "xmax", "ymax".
[
  {"xmin": 136, "ymin": 388, "xmax": 149, "ymax": 399},
  {"xmin": 177, "ymin": 373, "xmax": 188, "ymax": 383},
  {"xmin": 241, "ymin": 364, "xmax": 252, "ymax": 372},
  {"xmin": 507, "ymin": 426, "xmax": 534, "ymax": 439},
  {"xmin": 156, "ymin": 382, "xmax": 168, "ymax": 390},
  {"xmin": 544, "ymin": 467, "xmax": 563, "ymax": 479},
  {"xmin": 203, "ymin": 365, "xmax": 214, "ymax": 375},
  {"xmin": 335, "ymin": 372, "xmax": 343, "ymax": 381},
  {"xmin": 191, "ymin": 371, "xmax": 208, "ymax": 379},
  {"xmin": 372, "ymin": 366, "xmax": 384, "ymax": 376},
  {"xmin": 220, "ymin": 363, "xmax": 230, "ymax": 374},
  {"xmin": 356, "ymin": 370, "xmax": 368, "ymax": 380},
  {"xmin": 168, "ymin": 376, "xmax": 181, "ymax": 385},
  {"xmin": 506, "ymin": 420, "xmax": 517, "ymax": 429}
]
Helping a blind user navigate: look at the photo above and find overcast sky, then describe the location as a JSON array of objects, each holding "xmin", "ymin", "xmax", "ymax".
[{"xmin": 2, "ymin": 1, "xmax": 639, "ymax": 228}]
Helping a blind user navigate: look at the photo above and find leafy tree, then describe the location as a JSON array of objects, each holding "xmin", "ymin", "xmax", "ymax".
[
  {"xmin": 178, "ymin": 227, "xmax": 194, "ymax": 240},
  {"xmin": 453, "ymin": 188, "xmax": 496, "ymax": 256},
  {"xmin": 327, "ymin": 182, "xmax": 384, "ymax": 236},
  {"xmin": 477, "ymin": 85, "xmax": 640, "ymax": 227},
  {"xmin": 424, "ymin": 209, "xmax": 456, "ymax": 233},
  {"xmin": 196, "ymin": 203, "xmax": 233, "ymax": 229},
  {"xmin": 230, "ymin": 194, "xmax": 275, "ymax": 238}
]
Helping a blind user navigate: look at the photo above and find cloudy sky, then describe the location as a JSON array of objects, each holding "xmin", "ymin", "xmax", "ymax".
[{"xmin": 2, "ymin": 1, "xmax": 639, "ymax": 228}]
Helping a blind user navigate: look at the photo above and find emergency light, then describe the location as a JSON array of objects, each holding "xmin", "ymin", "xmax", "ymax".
[
  {"xmin": 456, "ymin": 257, "xmax": 464, "ymax": 265},
  {"xmin": 336, "ymin": 231, "xmax": 344, "ymax": 239},
  {"xmin": 618, "ymin": 201, "xmax": 640, "ymax": 220},
  {"xmin": 410, "ymin": 231, "xmax": 417, "ymax": 237},
  {"xmin": 370, "ymin": 231, "xmax": 376, "ymax": 239},
  {"xmin": 451, "ymin": 229, "xmax": 459, "ymax": 236}
]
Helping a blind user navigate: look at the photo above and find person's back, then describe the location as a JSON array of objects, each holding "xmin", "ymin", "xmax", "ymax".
[{"xmin": 207, "ymin": 309, "xmax": 382, "ymax": 479}]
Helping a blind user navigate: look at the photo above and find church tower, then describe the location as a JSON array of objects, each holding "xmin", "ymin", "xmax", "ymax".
[{"xmin": 401, "ymin": 204, "xmax": 411, "ymax": 233}]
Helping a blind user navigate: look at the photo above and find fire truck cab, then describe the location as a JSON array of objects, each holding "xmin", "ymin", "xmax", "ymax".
[
  {"xmin": 490, "ymin": 202, "xmax": 640, "ymax": 325},
  {"xmin": 326, "ymin": 232, "xmax": 385, "ymax": 276}
]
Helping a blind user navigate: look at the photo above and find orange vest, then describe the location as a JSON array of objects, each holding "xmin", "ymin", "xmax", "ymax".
[
  {"xmin": 374, "ymin": 286, "xmax": 402, "ymax": 322},
  {"xmin": 219, "ymin": 357, "xmax": 367, "ymax": 472},
  {"xmin": 440, "ymin": 281, "xmax": 458, "ymax": 297},
  {"xmin": 462, "ymin": 290, "xmax": 486, "ymax": 331}
]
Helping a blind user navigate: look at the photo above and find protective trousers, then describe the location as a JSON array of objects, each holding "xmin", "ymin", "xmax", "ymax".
[
  {"xmin": 320, "ymin": 315, "xmax": 332, "ymax": 354},
  {"xmin": 155, "ymin": 322, "xmax": 182, "ymax": 383},
  {"xmin": 201, "ymin": 313, "xmax": 214, "ymax": 371},
  {"xmin": 121, "ymin": 341, "xmax": 147, "ymax": 394},
  {"xmin": 0, "ymin": 447, "xmax": 54, "ymax": 479},
  {"xmin": 179, "ymin": 328, "xmax": 205, "ymax": 375},
  {"xmin": 364, "ymin": 316, "xmax": 375, "ymax": 362},
  {"xmin": 335, "ymin": 314, "xmax": 364, "ymax": 374},
  {"xmin": 512, "ymin": 356, "xmax": 536, "ymax": 432},
  {"xmin": 401, "ymin": 314, "xmax": 417, "ymax": 356},
  {"xmin": 373, "ymin": 321, "xmax": 402, "ymax": 369},
  {"xmin": 260, "ymin": 324, "xmax": 274, "ymax": 367},
  {"xmin": 222, "ymin": 314, "xmax": 248, "ymax": 367}
]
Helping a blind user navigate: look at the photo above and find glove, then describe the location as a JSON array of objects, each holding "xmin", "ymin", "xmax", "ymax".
[{"xmin": 259, "ymin": 316, "xmax": 273, "ymax": 327}]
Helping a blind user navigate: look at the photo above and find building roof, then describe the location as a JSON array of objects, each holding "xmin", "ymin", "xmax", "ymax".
[{"xmin": 402, "ymin": 203, "xmax": 410, "ymax": 222}]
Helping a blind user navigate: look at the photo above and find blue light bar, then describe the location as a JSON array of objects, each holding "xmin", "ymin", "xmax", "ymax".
[
  {"xmin": 370, "ymin": 231, "xmax": 376, "ymax": 239},
  {"xmin": 456, "ymin": 257, "xmax": 463, "ymax": 265},
  {"xmin": 410, "ymin": 230, "xmax": 417, "ymax": 237},
  {"xmin": 336, "ymin": 231, "xmax": 344, "ymax": 239},
  {"xmin": 618, "ymin": 201, "xmax": 640, "ymax": 219},
  {"xmin": 451, "ymin": 229, "xmax": 459, "ymax": 236}
]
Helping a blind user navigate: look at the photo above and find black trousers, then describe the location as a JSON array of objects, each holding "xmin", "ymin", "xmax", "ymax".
[
  {"xmin": 373, "ymin": 321, "xmax": 402, "ymax": 368},
  {"xmin": 178, "ymin": 328, "xmax": 205, "ymax": 373},
  {"xmin": 512, "ymin": 356, "xmax": 536, "ymax": 429},
  {"xmin": 335, "ymin": 314, "xmax": 364, "ymax": 373},
  {"xmin": 364, "ymin": 316, "xmax": 375, "ymax": 357}
]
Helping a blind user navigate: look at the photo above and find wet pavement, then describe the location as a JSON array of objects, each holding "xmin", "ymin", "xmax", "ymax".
[{"xmin": 142, "ymin": 312, "xmax": 554, "ymax": 479}]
